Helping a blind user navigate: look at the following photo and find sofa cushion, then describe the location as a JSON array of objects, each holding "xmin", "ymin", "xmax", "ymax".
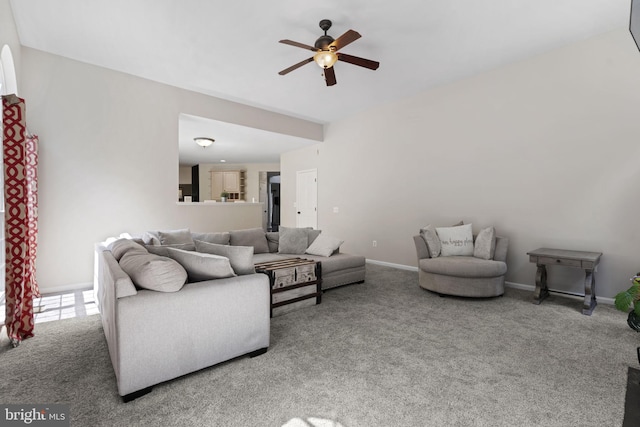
[
  {"xmin": 419, "ymin": 256, "xmax": 507, "ymax": 278},
  {"xmin": 305, "ymin": 234, "xmax": 344, "ymax": 257},
  {"xmin": 108, "ymin": 238, "xmax": 147, "ymax": 261},
  {"xmin": 436, "ymin": 224, "xmax": 474, "ymax": 257},
  {"xmin": 266, "ymin": 232, "xmax": 279, "ymax": 253},
  {"xmin": 474, "ymin": 227, "xmax": 496, "ymax": 260},
  {"xmin": 253, "ymin": 252, "xmax": 289, "ymax": 264},
  {"xmin": 301, "ymin": 253, "xmax": 365, "ymax": 275},
  {"xmin": 119, "ymin": 251, "xmax": 187, "ymax": 292},
  {"xmin": 191, "ymin": 231, "xmax": 230, "ymax": 245},
  {"xmin": 278, "ymin": 226, "xmax": 309, "ymax": 254},
  {"xmin": 420, "ymin": 225, "xmax": 441, "ymax": 258},
  {"xmin": 194, "ymin": 240, "xmax": 255, "ymax": 275},
  {"xmin": 165, "ymin": 247, "xmax": 236, "ymax": 282},
  {"xmin": 158, "ymin": 228, "xmax": 194, "ymax": 246},
  {"xmin": 230, "ymin": 228, "xmax": 269, "ymax": 254}
]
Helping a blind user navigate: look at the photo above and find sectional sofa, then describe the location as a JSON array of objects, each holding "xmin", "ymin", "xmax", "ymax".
[{"xmin": 94, "ymin": 227, "xmax": 365, "ymax": 401}]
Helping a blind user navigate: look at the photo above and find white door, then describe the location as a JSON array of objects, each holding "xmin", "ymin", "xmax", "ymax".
[{"xmin": 296, "ymin": 169, "xmax": 317, "ymax": 228}]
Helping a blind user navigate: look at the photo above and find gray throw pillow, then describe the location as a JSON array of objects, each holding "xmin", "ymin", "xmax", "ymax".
[
  {"xmin": 307, "ymin": 229, "xmax": 322, "ymax": 246},
  {"xmin": 119, "ymin": 251, "xmax": 187, "ymax": 292},
  {"xmin": 145, "ymin": 243, "xmax": 196, "ymax": 257},
  {"xmin": 305, "ymin": 234, "xmax": 344, "ymax": 257},
  {"xmin": 191, "ymin": 231, "xmax": 230, "ymax": 245},
  {"xmin": 279, "ymin": 226, "xmax": 309, "ymax": 254},
  {"xmin": 108, "ymin": 238, "xmax": 147, "ymax": 261},
  {"xmin": 474, "ymin": 226, "xmax": 496, "ymax": 260},
  {"xmin": 165, "ymin": 247, "xmax": 236, "ymax": 282},
  {"xmin": 157, "ymin": 228, "xmax": 194, "ymax": 246},
  {"xmin": 229, "ymin": 228, "xmax": 269, "ymax": 254},
  {"xmin": 195, "ymin": 240, "xmax": 255, "ymax": 275},
  {"xmin": 266, "ymin": 232, "xmax": 279, "ymax": 253},
  {"xmin": 420, "ymin": 225, "xmax": 441, "ymax": 258}
]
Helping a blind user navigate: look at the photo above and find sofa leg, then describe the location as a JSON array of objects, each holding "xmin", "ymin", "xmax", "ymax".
[
  {"xmin": 249, "ymin": 347, "xmax": 268, "ymax": 358},
  {"xmin": 122, "ymin": 386, "xmax": 153, "ymax": 403}
]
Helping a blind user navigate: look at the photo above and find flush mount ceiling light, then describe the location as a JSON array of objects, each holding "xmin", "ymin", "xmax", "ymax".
[{"xmin": 194, "ymin": 137, "xmax": 214, "ymax": 148}]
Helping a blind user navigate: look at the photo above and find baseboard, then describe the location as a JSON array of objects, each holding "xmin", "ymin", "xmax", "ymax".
[
  {"xmin": 366, "ymin": 259, "xmax": 418, "ymax": 272},
  {"xmin": 38, "ymin": 282, "xmax": 93, "ymax": 295},
  {"xmin": 505, "ymin": 281, "xmax": 614, "ymax": 305}
]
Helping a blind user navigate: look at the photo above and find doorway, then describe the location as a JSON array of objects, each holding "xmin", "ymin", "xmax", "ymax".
[{"xmin": 259, "ymin": 171, "xmax": 281, "ymax": 232}]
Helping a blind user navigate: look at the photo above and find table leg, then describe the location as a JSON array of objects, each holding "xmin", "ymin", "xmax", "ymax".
[
  {"xmin": 533, "ymin": 264, "xmax": 549, "ymax": 305},
  {"xmin": 582, "ymin": 269, "xmax": 597, "ymax": 315}
]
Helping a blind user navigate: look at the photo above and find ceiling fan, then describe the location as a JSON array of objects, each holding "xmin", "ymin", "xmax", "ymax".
[{"xmin": 278, "ymin": 19, "xmax": 380, "ymax": 86}]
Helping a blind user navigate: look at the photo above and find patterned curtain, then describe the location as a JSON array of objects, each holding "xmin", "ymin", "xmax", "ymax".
[{"xmin": 2, "ymin": 94, "xmax": 39, "ymax": 347}]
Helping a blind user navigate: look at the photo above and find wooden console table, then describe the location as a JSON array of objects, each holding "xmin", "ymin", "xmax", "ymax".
[{"xmin": 527, "ymin": 248, "xmax": 602, "ymax": 315}]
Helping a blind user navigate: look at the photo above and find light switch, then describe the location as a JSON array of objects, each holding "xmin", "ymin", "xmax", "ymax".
[{"xmin": 333, "ymin": 207, "xmax": 339, "ymax": 213}]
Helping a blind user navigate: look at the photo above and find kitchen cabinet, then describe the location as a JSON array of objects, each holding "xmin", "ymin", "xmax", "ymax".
[{"xmin": 210, "ymin": 170, "xmax": 245, "ymax": 201}]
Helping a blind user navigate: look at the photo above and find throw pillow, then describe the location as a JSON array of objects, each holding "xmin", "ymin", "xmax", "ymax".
[
  {"xmin": 108, "ymin": 238, "xmax": 147, "ymax": 261},
  {"xmin": 194, "ymin": 240, "xmax": 255, "ymax": 275},
  {"xmin": 229, "ymin": 228, "xmax": 270, "ymax": 254},
  {"xmin": 165, "ymin": 247, "xmax": 236, "ymax": 282},
  {"xmin": 157, "ymin": 228, "xmax": 194, "ymax": 246},
  {"xmin": 307, "ymin": 229, "xmax": 322, "ymax": 246},
  {"xmin": 279, "ymin": 226, "xmax": 309, "ymax": 254},
  {"xmin": 436, "ymin": 223, "xmax": 474, "ymax": 257},
  {"xmin": 119, "ymin": 251, "xmax": 187, "ymax": 292},
  {"xmin": 305, "ymin": 234, "xmax": 344, "ymax": 257},
  {"xmin": 474, "ymin": 226, "xmax": 496, "ymax": 260},
  {"xmin": 145, "ymin": 243, "xmax": 196, "ymax": 257},
  {"xmin": 191, "ymin": 231, "xmax": 230, "ymax": 245},
  {"xmin": 266, "ymin": 232, "xmax": 279, "ymax": 253},
  {"xmin": 420, "ymin": 225, "xmax": 441, "ymax": 258}
]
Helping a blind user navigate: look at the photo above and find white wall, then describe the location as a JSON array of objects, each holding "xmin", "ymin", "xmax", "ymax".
[
  {"xmin": 0, "ymin": 0, "xmax": 20, "ymax": 90},
  {"xmin": 282, "ymin": 28, "xmax": 640, "ymax": 299},
  {"xmin": 19, "ymin": 47, "xmax": 322, "ymax": 292}
]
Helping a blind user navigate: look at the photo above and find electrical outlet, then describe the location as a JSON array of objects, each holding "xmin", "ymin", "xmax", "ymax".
[{"xmin": 372, "ymin": 240, "xmax": 377, "ymax": 247}]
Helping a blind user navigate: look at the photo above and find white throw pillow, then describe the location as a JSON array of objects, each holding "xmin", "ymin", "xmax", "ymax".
[
  {"xmin": 436, "ymin": 223, "xmax": 474, "ymax": 257},
  {"xmin": 305, "ymin": 234, "xmax": 344, "ymax": 257}
]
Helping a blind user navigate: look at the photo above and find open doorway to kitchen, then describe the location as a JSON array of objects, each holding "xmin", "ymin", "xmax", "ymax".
[{"xmin": 259, "ymin": 171, "xmax": 281, "ymax": 232}]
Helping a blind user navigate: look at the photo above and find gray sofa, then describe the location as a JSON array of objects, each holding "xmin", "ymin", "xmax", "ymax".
[
  {"xmin": 94, "ymin": 241, "xmax": 270, "ymax": 401},
  {"xmin": 413, "ymin": 233, "xmax": 508, "ymax": 297},
  {"xmin": 94, "ymin": 227, "xmax": 365, "ymax": 400}
]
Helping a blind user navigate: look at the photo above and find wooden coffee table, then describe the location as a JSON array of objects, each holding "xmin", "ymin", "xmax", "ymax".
[{"xmin": 254, "ymin": 258, "xmax": 322, "ymax": 317}]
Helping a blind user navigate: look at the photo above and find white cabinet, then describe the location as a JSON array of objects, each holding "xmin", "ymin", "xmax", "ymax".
[{"xmin": 210, "ymin": 170, "xmax": 245, "ymax": 201}]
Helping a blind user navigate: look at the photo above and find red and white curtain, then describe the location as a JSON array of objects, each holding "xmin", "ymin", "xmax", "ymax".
[{"xmin": 2, "ymin": 94, "xmax": 39, "ymax": 347}]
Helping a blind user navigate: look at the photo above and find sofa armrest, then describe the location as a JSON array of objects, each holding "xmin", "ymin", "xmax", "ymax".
[
  {"xmin": 413, "ymin": 235, "xmax": 431, "ymax": 260},
  {"xmin": 494, "ymin": 236, "xmax": 509, "ymax": 263}
]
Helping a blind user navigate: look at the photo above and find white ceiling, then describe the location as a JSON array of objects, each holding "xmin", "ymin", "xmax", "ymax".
[{"xmin": 9, "ymin": 0, "xmax": 631, "ymax": 163}]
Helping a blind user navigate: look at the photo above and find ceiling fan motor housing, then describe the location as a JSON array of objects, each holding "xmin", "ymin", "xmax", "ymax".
[{"xmin": 314, "ymin": 35, "xmax": 335, "ymax": 49}]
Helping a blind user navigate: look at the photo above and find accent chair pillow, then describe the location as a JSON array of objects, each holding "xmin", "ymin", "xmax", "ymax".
[
  {"xmin": 194, "ymin": 240, "xmax": 255, "ymax": 275},
  {"xmin": 165, "ymin": 247, "xmax": 236, "ymax": 282},
  {"xmin": 305, "ymin": 234, "xmax": 344, "ymax": 257},
  {"xmin": 436, "ymin": 223, "xmax": 474, "ymax": 257},
  {"xmin": 279, "ymin": 226, "xmax": 310, "ymax": 254},
  {"xmin": 420, "ymin": 225, "xmax": 441, "ymax": 258},
  {"xmin": 473, "ymin": 226, "xmax": 496, "ymax": 260},
  {"xmin": 119, "ymin": 251, "xmax": 187, "ymax": 292},
  {"xmin": 229, "ymin": 228, "xmax": 270, "ymax": 254}
]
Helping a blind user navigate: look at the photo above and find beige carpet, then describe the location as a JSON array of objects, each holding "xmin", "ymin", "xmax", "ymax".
[{"xmin": 0, "ymin": 264, "xmax": 638, "ymax": 427}]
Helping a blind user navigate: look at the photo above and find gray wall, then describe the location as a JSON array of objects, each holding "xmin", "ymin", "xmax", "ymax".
[
  {"xmin": 17, "ymin": 47, "xmax": 322, "ymax": 292},
  {"xmin": 282, "ymin": 28, "xmax": 640, "ymax": 299}
]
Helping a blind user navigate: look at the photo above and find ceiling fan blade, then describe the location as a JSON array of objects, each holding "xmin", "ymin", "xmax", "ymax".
[
  {"xmin": 337, "ymin": 53, "xmax": 380, "ymax": 70},
  {"xmin": 278, "ymin": 57, "xmax": 314, "ymax": 75},
  {"xmin": 324, "ymin": 66, "xmax": 337, "ymax": 86},
  {"xmin": 329, "ymin": 30, "xmax": 361, "ymax": 51},
  {"xmin": 279, "ymin": 39, "xmax": 317, "ymax": 52}
]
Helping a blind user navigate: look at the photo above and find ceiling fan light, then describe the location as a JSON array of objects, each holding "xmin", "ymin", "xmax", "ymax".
[
  {"xmin": 194, "ymin": 137, "xmax": 214, "ymax": 148},
  {"xmin": 314, "ymin": 50, "xmax": 338, "ymax": 68}
]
